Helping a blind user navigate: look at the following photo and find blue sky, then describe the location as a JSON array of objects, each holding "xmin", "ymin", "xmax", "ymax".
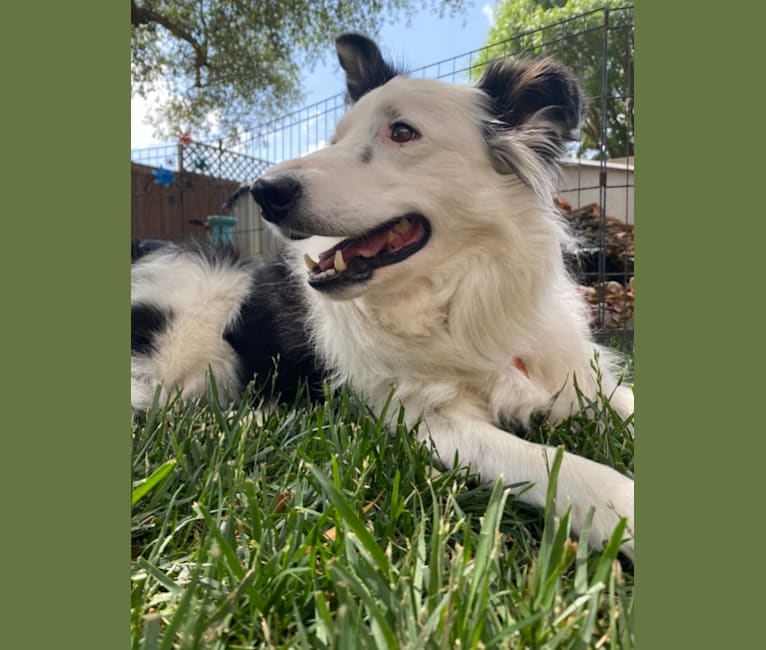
[{"xmin": 131, "ymin": 2, "xmax": 496, "ymax": 149}]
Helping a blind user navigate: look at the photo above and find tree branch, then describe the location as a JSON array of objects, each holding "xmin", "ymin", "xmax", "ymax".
[{"xmin": 131, "ymin": 1, "xmax": 208, "ymax": 87}]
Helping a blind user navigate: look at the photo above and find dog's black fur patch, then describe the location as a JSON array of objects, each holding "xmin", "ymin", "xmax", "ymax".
[
  {"xmin": 131, "ymin": 304, "xmax": 170, "ymax": 354},
  {"xmin": 360, "ymin": 145, "xmax": 374, "ymax": 164},
  {"xmin": 222, "ymin": 254, "xmax": 326, "ymax": 402},
  {"xmin": 477, "ymin": 58, "xmax": 583, "ymax": 137},
  {"xmin": 335, "ymin": 33, "xmax": 399, "ymax": 103},
  {"xmin": 131, "ymin": 242, "xmax": 326, "ymax": 403},
  {"xmin": 477, "ymin": 58, "xmax": 584, "ymax": 168}
]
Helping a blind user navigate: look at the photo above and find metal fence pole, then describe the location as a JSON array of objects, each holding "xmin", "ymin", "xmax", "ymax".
[{"xmin": 597, "ymin": 8, "xmax": 611, "ymax": 331}]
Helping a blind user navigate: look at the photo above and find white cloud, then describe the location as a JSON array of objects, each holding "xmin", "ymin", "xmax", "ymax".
[
  {"xmin": 131, "ymin": 87, "xmax": 225, "ymax": 150},
  {"xmin": 131, "ymin": 85, "xmax": 172, "ymax": 149},
  {"xmin": 304, "ymin": 139, "xmax": 327, "ymax": 155},
  {"xmin": 481, "ymin": 3, "xmax": 495, "ymax": 27}
]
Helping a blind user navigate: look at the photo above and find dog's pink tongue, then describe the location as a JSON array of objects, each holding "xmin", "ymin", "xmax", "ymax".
[
  {"xmin": 317, "ymin": 220, "xmax": 425, "ymax": 271},
  {"xmin": 318, "ymin": 230, "xmax": 390, "ymax": 271}
]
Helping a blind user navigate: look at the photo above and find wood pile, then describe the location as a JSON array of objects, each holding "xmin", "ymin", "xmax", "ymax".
[
  {"xmin": 578, "ymin": 277, "xmax": 634, "ymax": 331},
  {"xmin": 554, "ymin": 197, "xmax": 634, "ymax": 330}
]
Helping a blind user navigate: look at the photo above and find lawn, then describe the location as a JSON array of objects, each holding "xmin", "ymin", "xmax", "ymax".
[{"xmin": 131, "ymin": 378, "xmax": 634, "ymax": 649}]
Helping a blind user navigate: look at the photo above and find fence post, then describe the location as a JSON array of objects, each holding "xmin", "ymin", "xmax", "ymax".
[{"xmin": 597, "ymin": 7, "xmax": 610, "ymax": 331}]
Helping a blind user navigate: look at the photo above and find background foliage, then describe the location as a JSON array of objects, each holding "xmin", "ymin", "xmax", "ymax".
[
  {"xmin": 478, "ymin": 0, "xmax": 634, "ymax": 158},
  {"xmin": 131, "ymin": 0, "xmax": 468, "ymax": 141}
]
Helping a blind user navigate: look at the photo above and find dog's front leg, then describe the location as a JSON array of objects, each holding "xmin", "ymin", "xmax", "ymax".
[{"xmin": 420, "ymin": 410, "xmax": 634, "ymax": 559}]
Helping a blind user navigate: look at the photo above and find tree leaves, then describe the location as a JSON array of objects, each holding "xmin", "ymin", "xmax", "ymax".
[
  {"xmin": 131, "ymin": 0, "xmax": 468, "ymax": 142},
  {"xmin": 479, "ymin": 0, "xmax": 634, "ymax": 159}
]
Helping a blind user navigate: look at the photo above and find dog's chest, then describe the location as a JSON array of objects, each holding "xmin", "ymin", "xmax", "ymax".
[
  {"xmin": 317, "ymin": 296, "xmax": 500, "ymax": 401},
  {"xmin": 316, "ymin": 294, "xmax": 450, "ymax": 376}
]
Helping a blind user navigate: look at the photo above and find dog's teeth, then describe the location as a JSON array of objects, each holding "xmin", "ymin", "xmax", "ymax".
[
  {"xmin": 394, "ymin": 217, "xmax": 412, "ymax": 234},
  {"xmin": 311, "ymin": 268, "xmax": 337, "ymax": 281},
  {"xmin": 304, "ymin": 253, "xmax": 319, "ymax": 272},
  {"xmin": 334, "ymin": 249, "xmax": 347, "ymax": 272}
]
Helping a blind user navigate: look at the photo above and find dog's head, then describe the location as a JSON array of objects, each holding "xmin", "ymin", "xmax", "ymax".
[{"xmin": 251, "ymin": 34, "xmax": 583, "ymax": 299}]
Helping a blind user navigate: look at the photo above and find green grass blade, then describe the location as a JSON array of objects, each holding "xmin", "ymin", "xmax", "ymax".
[
  {"xmin": 308, "ymin": 464, "xmax": 391, "ymax": 577},
  {"xmin": 329, "ymin": 562, "xmax": 398, "ymax": 649},
  {"xmin": 202, "ymin": 568, "xmax": 256, "ymax": 631},
  {"xmin": 574, "ymin": 507, "xmax": 596, "ymax": 594},
  {"xmin": 593, "ymin": 517, "xmax": 627, "ymax": 585},
  {"xmin": 132, "ymin": 459, "xmax": 176, "ymax": 507},
  {"xmin": 140, "ymin": 613, "xmax": 162, "ymax": 650},
  {"xmin": 487, "ymin": 610, "xmax": 545, "ymax": 646},
  {"xmin": 135, "ymin": 557, "xmax": 182, "ymax": 595},
  {"xmin": 465, "ymin": 478, "xmax": 508, "ymax": 621},
  {"xmin": 193, "ymin": 502, "xmax": 246, "ymax": 581},
  {"xmin": 158, "ymin": 567, "xmax": 200, "ymax": 650}
]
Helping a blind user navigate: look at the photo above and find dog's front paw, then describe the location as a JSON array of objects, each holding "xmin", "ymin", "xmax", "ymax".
[
  {"xmin": 562, "ymin": 460, "xmax": 634, "ymax": 560},
  {"xmin": 587, "ymin": 475, "xmax": 634, "ymax": 560}
]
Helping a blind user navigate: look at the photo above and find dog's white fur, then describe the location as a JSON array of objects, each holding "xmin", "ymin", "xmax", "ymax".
[
  {"xmin": 267, "ymin": 76, "xmax": 634, "ymax": 556},
  {"xmin": 131, "ymin": 46, "xmax": 634, "ymax": 558},
  {"xmin": 131, "ymin": 252, "xmax": 251, "ymax": 409}
]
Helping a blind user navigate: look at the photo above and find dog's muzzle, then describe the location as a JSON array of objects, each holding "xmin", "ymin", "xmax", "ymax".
[{"xmin": 250, "ymin": 176, "xmax": 302, "ymax": 225}]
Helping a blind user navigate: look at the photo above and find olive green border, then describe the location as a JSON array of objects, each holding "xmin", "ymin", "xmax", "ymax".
[
  {"xmin": 635, "ymin": 1, "xmax": 763, "ymax": 646},
  {"xmin": 2, "ymin": 4, "xmax": 127, "ymax": 647},
  {"xmin": 4, "ymin": 1, "xmax": 757, "ymax": 646}
]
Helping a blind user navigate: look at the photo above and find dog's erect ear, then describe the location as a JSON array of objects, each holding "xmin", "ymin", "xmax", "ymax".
[
  {"xmin": 477, "ymin": 58, "xmax": 585, "ymax": 171},
  {"xmin": 335, "ymin": 33, "xmax": 398, "ymax": 103}
]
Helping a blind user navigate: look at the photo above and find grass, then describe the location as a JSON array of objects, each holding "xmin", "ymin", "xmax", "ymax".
[{"xmin": 131, "ymin": 376, "xmax": 634, "ymax": 649}]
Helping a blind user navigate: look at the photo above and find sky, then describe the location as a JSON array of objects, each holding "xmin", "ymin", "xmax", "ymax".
[{"xmin": 130, "ymin": 2, "xmax": 497, "ymax": 150}]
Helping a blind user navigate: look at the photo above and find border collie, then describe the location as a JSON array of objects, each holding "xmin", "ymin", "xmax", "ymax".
[{"xmin": 131, "ymin": 34, "xmax": 634, "ymax": 558}]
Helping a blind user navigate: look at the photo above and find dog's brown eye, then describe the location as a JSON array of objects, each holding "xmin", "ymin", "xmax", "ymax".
[{"xmin": 390, "ymin": 122, "xmax": 419, "ymax": 143}]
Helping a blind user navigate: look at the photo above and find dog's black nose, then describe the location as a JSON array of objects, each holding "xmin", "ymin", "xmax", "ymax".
[{"xmin": 250, "ymin": 176, "xmax": 302, "ymax": 224}]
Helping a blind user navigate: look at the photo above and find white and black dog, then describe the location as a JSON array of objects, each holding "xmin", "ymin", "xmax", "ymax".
[{"xmin": 132, "ymin": 34, "xmax": 634, "ymax": 557}]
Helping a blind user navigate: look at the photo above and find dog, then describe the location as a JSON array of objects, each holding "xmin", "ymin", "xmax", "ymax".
[{"xmin": 131, "ymin": 34, "xmax": 634, "ymax": 558}]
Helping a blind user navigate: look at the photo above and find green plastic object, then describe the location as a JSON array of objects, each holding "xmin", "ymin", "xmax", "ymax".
[{"xmin": 206, "ymin": 215, "xmax": 238, "ymax": 246}]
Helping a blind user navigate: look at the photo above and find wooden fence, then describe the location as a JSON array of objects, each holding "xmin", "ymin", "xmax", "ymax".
[{"xmin": 131, "ymin": 163, "xmax": 241, "ymax": 244}]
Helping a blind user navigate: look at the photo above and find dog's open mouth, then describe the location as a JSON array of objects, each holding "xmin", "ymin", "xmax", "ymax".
[{"xmin": 303, "ymin": 214, "xmax": 430, "ymax": 290}]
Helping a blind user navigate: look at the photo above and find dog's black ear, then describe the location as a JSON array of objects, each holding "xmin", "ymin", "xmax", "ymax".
[
  {"xmin": 335, "ymin": 33, "xmax": 398, "ymax": 103},
  {"xmin": 477, "ymin": 58, "xmax": 584, "ymax": 171}
]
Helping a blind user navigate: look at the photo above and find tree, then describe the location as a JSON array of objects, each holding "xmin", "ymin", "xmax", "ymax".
[
  {"xmin": 131, "ymin": 0, "xmax": 467, "ymax": 142},
  {"xmin": 477, "ymin": 0, "xmax": 633, "ymax": 159}
]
